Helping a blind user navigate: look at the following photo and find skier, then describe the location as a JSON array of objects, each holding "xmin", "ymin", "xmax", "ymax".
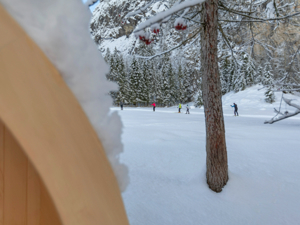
[
  {"xmin": 178, "ymin": 103, "xmax": 182, "ymax": 113},
  {"xmin": 231, "ymin": 103, "xmax": 238, "ymax": 116},
  {"xmin": 151, "ymin": 102, "xmax": 156, "ymax": 112},
  {"xmin": 120, "ymin": 101, "xmax": 123, "ymax": 110},
  {"xmin": 186, "ymin": 105, "xmax": 190, "ymax": 114}
]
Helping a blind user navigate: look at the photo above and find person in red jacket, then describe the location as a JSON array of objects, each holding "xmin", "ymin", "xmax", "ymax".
[{"xmin": 151, "ymin": 102, "xmax": 156, "ymax": 112}]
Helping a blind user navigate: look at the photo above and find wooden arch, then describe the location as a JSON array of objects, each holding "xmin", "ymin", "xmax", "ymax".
[{"xmin": 0, "ymin": 5, "xmax": 129, "ymax": 225}]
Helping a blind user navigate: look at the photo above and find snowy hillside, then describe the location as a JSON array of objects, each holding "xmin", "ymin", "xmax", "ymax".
[
  {"xmin": 116, "ymin": 86, "xmax": 300, "ymax": 224},
  {"xmin": 221, "ymin": 85, "xmax": 300, "ymax": 116},
  {"xmin": 90, "ymin": 0, "xmax": 201, "ymax": 66},
  {"xmin": 91, "ymin": 0, "xmax": 168, "ymax": 54}
]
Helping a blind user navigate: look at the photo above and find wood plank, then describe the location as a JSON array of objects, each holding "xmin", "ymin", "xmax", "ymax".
[
  {"xmin": 0, "ymin": 6, "xmax": 24, "ymax": 50},
  {"xmin": 0, "ymin": 120, "xmax": 4, "ymax": 225},
  {"xmin": 27, "ymin": 162, "xmax": 41, "ymax": 225},
  {"xmin": 40, "ymin": 182, "xmax": 62, "ymax": 225},
  {"xmin": 4, "ymin": 129, "xmax": 27, "ymax": 225}
]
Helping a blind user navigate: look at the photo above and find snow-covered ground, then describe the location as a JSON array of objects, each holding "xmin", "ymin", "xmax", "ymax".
[{"xmin": 115, "ymin": 86, "xmax": 300, "ymax": 225}]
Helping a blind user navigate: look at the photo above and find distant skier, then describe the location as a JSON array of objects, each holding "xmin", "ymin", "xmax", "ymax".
[
  {"xmin": 120, "ymin": 101, "xmax": 123, "ymax": 110},
  {"xmin": 186, "ymin": 105, "xmax": 190, "ymax": 114},
  {"xmin": 178, "ymin": 103, "xmax": 182, "ymax": 113},
  {"xmin": 231, "ymin": 103, "xmax": 238, "ymax": 116},
  {"xmin": 151, "ymin": 102, "xmax": 156, "ymax": 112}
]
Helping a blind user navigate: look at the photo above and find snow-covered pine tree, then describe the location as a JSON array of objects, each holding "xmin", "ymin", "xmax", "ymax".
[
  {"xmin": 194, "ymin": 77, "xmax": 204, "ymax": 107},
  {"xmin": 234, "ymin": 53, "xmax": 251, "ymax": 92},
  {"xmin": 177, "ymin": 64, "xmax": 185, "ymax": 103},
  {"xmin": 160, "ymin": 60, "xmax": 172, "ymax": 106},
  {"xmin": 149, "ymin": 60, "xmax": 158, "ymax": 104},
  {"xmin": 265, "ymin": 88, "xmax": 275, "ymax": 103},
  {"xmin": 255, "ymin": 65, "xmax": 263, "ymax": 84},
  {"xmin": 115, "ymin": 55, "xmax": 130, "ymax": 104},
  {"xmin": 104, "ymin": 47, "xmax": 111, "ymax": 64},
  {"xmin": 262, "ymin": 61, "xmax": 274, "ymax": 86},
  {"xmin": 182, "ymin": 66, "xmax": 194, "ymax": 103},
  {"xmin": 219, "ymin": 57, "xmax": 231, "ymax": 95},
  {"xmin": 245, "ymin": 54, "xmax": 256, "ymax": 86},
  {"xmin": 129, "ymin": 57, "xmax": 143, "ymax": 105},
  {"xmin": 111, "ymin": 48, "xmax": 120, "ymax": 82},
  {"xmin": 262, "ymin": 61, "xmax": 275, "ymax": 103},
  {"xmin": 104, "ymin": 48, "xmax": 119, "ymax": 104},
  {"xmin": 168, "ymin": 62, "xmax": 176, "ymax": 105},
  {"xmin": 139, "ymin": 60, "xmax": 149, "ymax": 105},
  {"xmin": 154, "ymin": 69, "xmax": 163, "ymax": 106}
]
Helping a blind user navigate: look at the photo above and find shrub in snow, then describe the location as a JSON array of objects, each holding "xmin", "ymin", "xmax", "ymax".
[
  {"xmin": 174, "ymin": 18, "xmax": 187, "ymax": 30},
  {"xmin": 265, "ymin": 88, "xmax": 275, "ymax": 103}
]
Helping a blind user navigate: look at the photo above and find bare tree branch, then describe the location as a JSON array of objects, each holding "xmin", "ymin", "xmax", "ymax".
[
  {"xmin": 219, "ymin": 4, "xmax": 300, "ymax": 22},
  {"xmin": 264, "ymin": 97, "xmax": 300, "ymax": 124},
  {"xmin": 135, "ymin": 28, "xmax": 201, "ymax": 60},
  {"xmin": 218, "ymin": 23, "xmax": 239, "ymax": 66}
]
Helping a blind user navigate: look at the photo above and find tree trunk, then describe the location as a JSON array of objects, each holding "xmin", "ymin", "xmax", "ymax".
[{"xmin": 201, "ymin": 0, "xmax": 228, "ymax": 192}]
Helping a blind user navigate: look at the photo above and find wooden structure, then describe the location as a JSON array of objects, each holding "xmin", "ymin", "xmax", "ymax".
[{"xmin": 0, "ymin": 5, "xmax": 129, "ymax": 225}]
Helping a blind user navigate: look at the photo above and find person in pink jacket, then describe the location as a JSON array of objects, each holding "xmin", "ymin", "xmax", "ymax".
[{"xmin": 151, "ymin": 102, "xmax": 156, "ymax": 112}]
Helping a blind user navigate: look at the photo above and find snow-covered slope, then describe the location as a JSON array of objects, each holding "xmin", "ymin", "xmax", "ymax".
[
  {"xmin": 91, "ymin": 0, "xmax": 168, "ymax": 53},
  {"xmin": 171, "ymin": 84, "xmax": 300, "ymax": 118},
  {"xmin": 221, "ymin": 85, "xmax": 300, "ymax": 116},
  {"xmin": 116, "ymin": 85, "xmax": 300, "ymax": 225}
]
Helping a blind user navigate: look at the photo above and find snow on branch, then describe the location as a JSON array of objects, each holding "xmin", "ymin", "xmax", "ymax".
[
  {"xmin": 219, "ymin": 3, "xmax": 300, "ymax": 22},
  {"xmin": 264, "ymin": 97, "xmax": 300, "ymax": 124},
  {"xmin": 136, "ymin": 28, "xmax": 201, "ymax": 60},
  {"xmin": 125, "ymin": 0, "xmax": 157, "ymax": 18},
  {"xmin": 133, "ymin": 0, "xmax": 205, "ymax": 33}
]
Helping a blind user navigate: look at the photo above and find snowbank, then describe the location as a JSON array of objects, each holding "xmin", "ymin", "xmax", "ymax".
[
  {"xmin": 116, "ymin": 86, "xmax": 300, "ymax": 224},
  {"xmin": 0, "ymin": 0, "xmax": 128, "ymax": 191},
  {"xmin": 222, "ymin": 85, "xmax": 300, "ymax": 116}
]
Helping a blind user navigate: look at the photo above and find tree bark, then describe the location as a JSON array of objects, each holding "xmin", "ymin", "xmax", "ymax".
[{"xmin": 201, "ymin": 0, "xmax": 228, "ymax": 192}]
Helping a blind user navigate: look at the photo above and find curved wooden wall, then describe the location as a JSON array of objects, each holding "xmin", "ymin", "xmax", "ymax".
[
  {"xmin": 0, "ymin": 120, "xmax": 62, "ymax": 225},
  {"xmin": 0, "ymin": 5, "xmax": 129, "ymax": 225}
]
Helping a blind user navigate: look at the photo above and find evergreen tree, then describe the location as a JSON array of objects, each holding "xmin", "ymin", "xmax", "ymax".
[
  {"xmin": 115, "ymin": 56, "xmax": 130, "ymax": 104},
  {"xmin": 195, "ymin": 77, "xmax": 204, "ymax": 107},
  {"xmin": 262, "ymin": 61, "xmax": 275, "ymax": 103},
  {"xmin": 234, "ymin": 53, "xmax": 250, "ymax": 92},
  {"xmin": 110, "ymin": 48, "xmax": 120, "ymax": 82},
  {"xmin": 219, "ymin": 57, "xmax": 231, "ymax": 95},
  {"xmin": 182, "ymin": 66, "xmax": 194, "ymax": 103},
  {"xmin": 161, "ymin": 62, "xmax": 171, "ymax": 106},
  {"xmin": 255, "ymin": 66, "xmax": 263, "ymax": 84},
  {"xmin": 177, "ymin": 65, "xmax": 185, "ymax": 102},
  {"xmin": 129, "ymin": 57, "xmax": 143, "ymax": 105},
  {"xmin": 155, "ymin": 69, "xmax": 163, "ymax": 106},
  {"xmin": 139, "ymin": 60, "xmax": 148, "ymax": 104},
  {"xmin": 149, "ymin": 60, "xmax": 158, "ymax": 104},
  {"xmin": 244, "ymin": 54, "xmax": 256, "ymax": 86},
  {"xmin": 264, "ymin": 88, "xmax": 275, "ymax": 103},
  {"xmin": 168, "ymin": 61, "xmax": 176, "ymax": 105},
  {"xmin": 262, "ymin": 61, "xmax": 274, "ymax": 86},
  {"xmin": 104, "ymin": 48, "xmax": 111, "ymax": 64},
  {"xmin": 227, "ymin": 58, "xmax": 238, "ymax": 93}
]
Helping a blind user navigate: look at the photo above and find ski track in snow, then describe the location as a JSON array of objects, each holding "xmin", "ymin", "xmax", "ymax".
[{"xmin": 116, "ymin": 86, "xmax": 300, "ymax": 225}]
